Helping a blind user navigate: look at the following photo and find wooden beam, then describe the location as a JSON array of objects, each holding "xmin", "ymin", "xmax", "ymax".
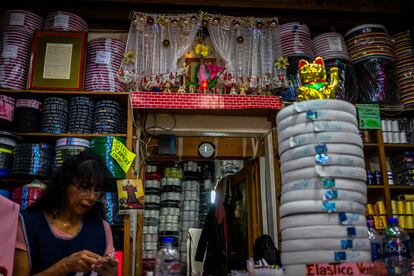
[
  {"xmin": 75, "ymin": 0, "xmax": 414, "ymax": 14},
  {"xmin": 146, "ymin": 136, "xmax": 265, "ymax": 160},
  {"xmin": 3, "ymin": 0, "xmax": 414, "ymax": 32}
]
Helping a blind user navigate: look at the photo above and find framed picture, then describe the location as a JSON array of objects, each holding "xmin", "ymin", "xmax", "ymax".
[
  {"xmin": 28, "ymin": 31, "xmax": 87, "ymax": 90},
  {"xmin": 116, "ymin": 179, "xmax": 144, "ymax": 213}
]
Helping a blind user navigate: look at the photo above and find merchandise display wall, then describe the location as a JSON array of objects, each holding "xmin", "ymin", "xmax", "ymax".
[{"xmin": 1, "ymin": 1, "xmax": 414, "ymax": 275}]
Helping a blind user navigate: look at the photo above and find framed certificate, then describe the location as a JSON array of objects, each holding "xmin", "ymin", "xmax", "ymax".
[{"xmin": 28, "ymin": 31, "xmax": 86, "ymax": 90}]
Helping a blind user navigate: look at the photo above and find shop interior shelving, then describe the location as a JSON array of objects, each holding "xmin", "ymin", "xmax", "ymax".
[{"xmin": 0, "ymin": 88, "xmax": 133, "ymax": 274}]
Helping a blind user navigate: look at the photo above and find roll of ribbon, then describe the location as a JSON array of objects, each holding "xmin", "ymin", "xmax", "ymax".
[
  {"xmin": 281, "ymin": 165, "xmax": 367, "ymax": 184},
  {"xmin": 282, "ymin": 225, "xmax": 369, "ymax": 240},
  {"xmin": 280, "ymin": 213, "xmax": 367, "ymax": 230},
  {"xmin": 281, "ymin": 189, "xmax": 367, "ymax": 205},
  {"xmin": 280, "ymin": 200, "xmax": 366, "ymax": 217},
  {"xmin": 277, "ymin": 99, "xmax": 356, "ymax": 123},
  {"xmin": 281, "ymin": 250, "xmax": 371, "ymax": 265},
  {"xmin": 280, "ymin": 142, "xmax": 364, "ymax": 164},
  {"xmin": 282, "ymin": 238, "xmax": 370, "ymax": 252},
  {"xmin": 282, "ymin": 177, "xmax": 367, "ymax": 194}
]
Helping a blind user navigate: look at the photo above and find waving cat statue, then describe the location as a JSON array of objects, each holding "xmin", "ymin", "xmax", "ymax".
[{"xmin": 296, "ymin": 57, "xmax": 339, "ymax": 101}]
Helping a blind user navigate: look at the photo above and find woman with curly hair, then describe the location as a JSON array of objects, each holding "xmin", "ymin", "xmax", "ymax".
[{"xmin": 13, "ymin": 152, "xmax": 118, "ymax": 275}]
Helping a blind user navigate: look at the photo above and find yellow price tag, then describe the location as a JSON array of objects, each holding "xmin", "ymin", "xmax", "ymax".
[{"xmin": 110, "ymin": 137, "xmax": 136, "ymax": 173}]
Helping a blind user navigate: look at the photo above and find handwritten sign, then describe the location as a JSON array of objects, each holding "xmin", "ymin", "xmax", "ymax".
[
  {"xmin": 110, "ymin": 137, "xmax": 136, "ymax": 173},
  {"xmin": 305, "ymin": 262, "xmax": 386, "ymax": 276},
  {"xmin": 356, "ymin": 104, "xmax": 381, "ymax": 129}
]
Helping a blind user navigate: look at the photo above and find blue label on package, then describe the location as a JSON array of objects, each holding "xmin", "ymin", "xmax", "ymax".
[
  {"xmin": 338, "ymin": 212, "xmax": 347, "ymax": 222},
  {"xmin": 322, "ymin": 177, "xmax": 336, "ymax": 188},
  {"xmin": 334, "ymin": 251, "xmax": 347, "ymax": 261},
  {"xmin": 325, "ymin": 190, "xmax": 338, "ymax": 200},
  {"xmin": 347, "ymin": 227, "xmax": 356, "ymax": 237},
  {"xmin": 322, "ymin": 201, "xmax": 336, "ymax": 212},
  {"xmin": 315, "ymin": 144, "xmax": 328, "ymax": 154},
  {"xmin": 341, "ymin": 240, "xmax": 353, "ymax": 249},
  {"xmin": 306, "ymin": 110, "xmax": 317, "ymax": 121}
]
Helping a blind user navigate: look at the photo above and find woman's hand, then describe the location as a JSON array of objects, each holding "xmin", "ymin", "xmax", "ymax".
[
  {"xmin": 91, "ymin": 256, "xmax": 118, "ymax": 276},
  {"xmin": 56, "ymin": 250, "xmax": 101, "ymax": 273}
]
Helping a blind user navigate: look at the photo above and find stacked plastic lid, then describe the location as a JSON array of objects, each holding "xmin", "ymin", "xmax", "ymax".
[
  {"xmin": 199, "ymin": 163, "xmax": 214, "ymax": 227},
  {"xmin": 180, "ymin": 161, "xmax": 201, "ymax": 266},
  {"xmin": 394, "ymin": 31, "xmax": 414, "ymax": 106},
  {"xmin": 312, "ymin": 32, "xmax": 349, "ymax": 61},
  {"xmin": 89, "ymin": 136, "xmax": 125, "ymax": 179},
  {"xmin": 1, "ymin": 10, "xmax": 43, "ymax": 31},
  {"xmin": 0, "ymin": 10, "xmax": 43, "ymax": 90},
  {"xmin": 41, "ymin": 97, "xmax": 69, "ymax": 134},
  {"xmin": 54, "ymin": 137, "xmax": 89, "ymax": 170},
  {"xmin": 12, "ymin": 143, "xmax": 54, "ymax": 177},
  {"xmin": 345, "ymin": 24, "xmax": 397, "ymax": 103},
  {"xmin": 279, "ymin": 22, "xmax": 313, "ymax": 59},
  {"xmin": 13, "ymin": 93, "xmax": 42, "ymax": 132},
  {"xmin": 0, "ymin": 94, "xmax": 15, "ymax": 131},
  {"xmin": 345, "ymin": 24, "xmax": 395, "ymax": 63},
  {"xmin": 85, "ymin": 38, "xmax": 126, "ymax": 92},
  {"xmin": 0, "ymin": 131, "xmax": 21, "ymax": 177},
  {"xmin": 103, "ymin": 192, "xmax": 123, "ymax": 226},
  {"xmin": 159, "ymin": 167, "xmax": 182, "ymax": 245},
  {"xmin": 68, "ymin": 96, "xmax": 95, "ymax": 134},
  {"xmin": 43, "ymin": 11, "xmax": 87, "ymax": 32},
  {"xmin": 279, "ymin": 22, "xmax": 312, "ymax": 101},
  {"xmin": 312, "ymin": 32, "xmax": 357, "ymax": 101},
  {"xmin": 11, "ymin": 182, "xmax": 46, "ymax": 210},
  {"xmin": 94, "ymin": 100, "xmax": 120, "ymax": 134},
  {"xmin": 143, "ymin": 165, "xmax": 161, "ymax": 271},
  {"xmin": 119, "ymin": 108, "xmax": 127, "ymax": 134},
  {"xmin": 276, "ymin": 100, "xmax": 370, "ymax": 275}
]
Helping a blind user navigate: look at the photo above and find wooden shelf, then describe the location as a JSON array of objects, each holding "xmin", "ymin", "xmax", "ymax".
[
  {"xmin": 0, "ymin": 89, "xmax": 129, "ymax": 96},
  {"xmin": 389, "ymin": 185, "xmax": 414, "ymax": 190},
  {"xmin": 368, "ymin": 185, "xmax": 385, "ymax": 189},
  {"xmin": 13, "ymin": 132, "xmax": 127, "ymax": 143},
  {"xmin": 16, "ymin": 133, "xmax": 127, "ymax": 138},
  {"xmin": 384, "ymin": 144, "xmax": 414, "ymax": 148},
  {"xmin": 0, "ymin": 89, "xmax": 130, "ymax": 107}
]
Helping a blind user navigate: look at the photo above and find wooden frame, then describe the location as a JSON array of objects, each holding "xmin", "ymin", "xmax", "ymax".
[{"xmin": 28, "ymin": 31, "xmax": 86, "ymax": 90}]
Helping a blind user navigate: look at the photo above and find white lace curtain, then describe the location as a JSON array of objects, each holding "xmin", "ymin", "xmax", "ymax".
[
  {"xmin": 207, "ymin": 15, "xmax": 281, "ymax": 87},
  {"xmin": 120, "ymin": 12, "xmax": 200, "ymax": 88},
  {"xmin": 119, "ymin": 12, "xmax": 282, "ymax": 89}
]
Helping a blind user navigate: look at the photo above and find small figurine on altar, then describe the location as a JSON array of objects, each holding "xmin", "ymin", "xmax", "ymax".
[
  {"xmin": 150, "ymin": 75, "xmax": 161, "ymax": 92},
  {"xmin": 221, "ymin": 72, "xmax": 234, "ymax": 94},
  {"xmin": 177, "ymin": 85, "xmax": 186, "ymax": 93},
  {"xmin": 239, "ymin": 80, "xmax": 247, "ymax": 96},
  {"xmin": 142, "ymin": 76, "xmax": 152, "ymax": 91},
  {"xmin": 162, "ymin": 81, "xmax": 173, "ymax": 93},
  {"xmin": 296, "ymin": 56, "xmax": 339, "ymax": 102},
  {"xmin": 257, "ymin": 85, "xmax": 264, "ymax": 96},
  {"xmin": 230, "ymin": 85, "xmax": 237, "ymax": 95}
]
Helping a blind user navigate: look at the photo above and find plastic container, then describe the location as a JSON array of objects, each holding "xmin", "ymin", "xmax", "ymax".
[
  {"xmin": 154, "ymin": 237, "xmax": 181, "ymax": 275},
  {"xmin": 383, "ymin": 217, "xmax": 411, "ymax": 275},
  {"xmin": 368, "ymin": 220, "xmax": 383, "ymax": 262}
]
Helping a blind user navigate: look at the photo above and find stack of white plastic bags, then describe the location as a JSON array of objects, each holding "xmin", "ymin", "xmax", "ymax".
[{"xmin": 276, "ymin": 100, "xmax": 370, "ymax": 275}]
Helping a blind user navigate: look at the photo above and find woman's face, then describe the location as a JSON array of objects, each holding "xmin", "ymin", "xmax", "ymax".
[{"xmin": 65, "ymin": 178, "xmax": 102, "ymax": 216}]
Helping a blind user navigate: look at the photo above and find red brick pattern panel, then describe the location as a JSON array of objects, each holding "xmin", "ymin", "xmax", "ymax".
[{"xmin": 130, "ymin": 92, "xmax": 282, "ymax": 110}]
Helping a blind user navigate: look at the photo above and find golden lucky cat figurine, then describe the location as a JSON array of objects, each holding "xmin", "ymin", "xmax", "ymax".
[{"xmin": 296, "ymin": 56, "xmax": 339, "ymax": 101}]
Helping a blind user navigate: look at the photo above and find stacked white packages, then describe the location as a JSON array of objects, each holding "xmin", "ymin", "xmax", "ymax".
[{"xmin": 276, "ymin": 100, "xmax": 370, "ymax": 275}]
